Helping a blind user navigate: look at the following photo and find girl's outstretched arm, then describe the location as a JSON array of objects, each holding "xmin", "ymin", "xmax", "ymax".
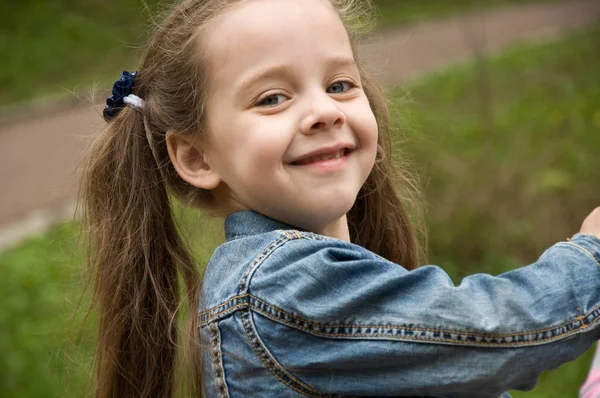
[{"xmin": 200, "ymin": 210, "xmax": 600, "ymax": 398}]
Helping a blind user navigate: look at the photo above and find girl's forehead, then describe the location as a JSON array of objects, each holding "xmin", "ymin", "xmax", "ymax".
[{"xmin": 202, "ymin": 0, "xmax": 353, "ymax": 73}]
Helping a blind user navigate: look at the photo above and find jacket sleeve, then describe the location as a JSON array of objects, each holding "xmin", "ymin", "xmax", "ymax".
[{"xmin": 245, "ymin": 233, "xmax": 600, "ymax": 398}]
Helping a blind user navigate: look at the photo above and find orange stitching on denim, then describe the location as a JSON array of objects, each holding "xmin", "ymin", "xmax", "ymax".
[
  {"xmin": 281, "ymin": 230, "xmax": 294, "ymax": 239},
  {"xmin": 281, "ymin": 230, "xmax": 303, "ymax": 240},
  {"xmin": 561, "ymin": 242, "xmax": 600, "ymax": 267},
  {"xmin": 200, "ymin": 297, "xmax": 600, "ymax": 344},
  {"xmin": 240, "ymin": 309, "xmax": 338, "ymax": 398},
  {"xmin": 200, "ymin": 293, "xmax": 600, "ymax": 340},
  {"xmin": 198, "ymin": 294, "xmax": 249, "ymax": 318},
  {"xmin": 249, "ymin": 294, "xmax": 600, "ymax": 340},
  {"xmin": 284, "ymin": 230, "xmax": 333, "ymax": 241},
  {"xmin": 250, "ymin": 305, "xmax": 596, "ymax": 348},
  {"xmin": 209, "ymin": 322, "xmax": 230, "ymax": 398},
  {"xmin": 199, "ymin": 303, "xmax": 248, "ymax": 326}
]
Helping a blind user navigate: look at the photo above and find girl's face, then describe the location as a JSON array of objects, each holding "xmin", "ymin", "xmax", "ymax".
[{"xmin": 200, "ymin": 0, "xmax": 378, "ymax": 237}]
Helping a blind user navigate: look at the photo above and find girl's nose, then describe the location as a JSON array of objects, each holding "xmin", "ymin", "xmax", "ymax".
[{"xmin": 300, "ymin": 92, "xmax": 346, "ymax": 135}]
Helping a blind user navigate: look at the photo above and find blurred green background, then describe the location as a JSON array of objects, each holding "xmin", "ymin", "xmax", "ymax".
[{"xmin": 1, "ymin": 0, "xmax": 599, "ymax": 397}]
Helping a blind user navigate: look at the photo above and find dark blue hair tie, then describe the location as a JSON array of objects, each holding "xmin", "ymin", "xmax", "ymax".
[{"xmin": 103, "ymin": 71, "xmax": 144, "ymax": 122}]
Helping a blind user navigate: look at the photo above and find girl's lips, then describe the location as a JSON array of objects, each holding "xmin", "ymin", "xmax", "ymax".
[
  {"xmin": 293, "ymin": 148, "xmax": 346, "ymax": 165},
  {"xmin": 289, "ymin": 142, "xmax": 356, "ymax": 165},
  {"xmin": 291, "ymin": 147, "xmax": 353, "ymax": 165},
  {"xmin": 291, "ymin": 149, "xmax": 352, "ymax": 172}
]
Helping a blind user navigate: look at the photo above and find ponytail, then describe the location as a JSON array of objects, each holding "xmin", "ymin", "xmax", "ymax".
[{"xmin": 77, "ymin": 106, "xmax": 202, "ymax": 397}]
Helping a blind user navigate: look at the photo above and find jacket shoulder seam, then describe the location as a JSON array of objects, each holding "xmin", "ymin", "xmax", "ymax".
[{"xmin": 199, "ymin": 231, "xmax": 327, "ymax": 326}]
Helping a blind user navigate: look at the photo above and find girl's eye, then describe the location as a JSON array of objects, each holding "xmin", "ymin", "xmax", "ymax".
[
  {"xmin": 327, "ymin": 81, "xmax": 353, "ymax": 94},
  {"xmin": 258, "ymin": 94, "xmax": 287, "ymax": 107}
]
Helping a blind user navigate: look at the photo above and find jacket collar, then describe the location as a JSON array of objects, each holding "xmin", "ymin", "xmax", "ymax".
[{"xmin": 224, "ymin": 211, "xmax": 299, "ymax": 241}]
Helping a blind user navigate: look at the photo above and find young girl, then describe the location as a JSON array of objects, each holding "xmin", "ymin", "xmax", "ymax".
[{"xmin": 79, "ymin": 0, "xmax": 600, "ymax": 397}]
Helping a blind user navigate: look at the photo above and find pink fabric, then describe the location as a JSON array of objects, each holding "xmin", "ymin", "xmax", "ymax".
[{"xmin": 581, "ymin": 369, "xmax": 600, "ymax": 398}]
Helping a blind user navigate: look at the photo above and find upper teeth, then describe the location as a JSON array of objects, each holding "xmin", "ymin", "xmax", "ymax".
[{"xmin": 296, "ymin": 149, "xmax": 345, "ymax": 165}]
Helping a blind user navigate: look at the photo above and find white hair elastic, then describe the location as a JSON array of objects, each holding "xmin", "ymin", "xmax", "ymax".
[{"xmin": 123, "ymin": 94, "xmax": 145, "ymax": 111}]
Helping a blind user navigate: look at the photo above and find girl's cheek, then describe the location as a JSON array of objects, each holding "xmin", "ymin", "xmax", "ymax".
[{"xmin": 358, "ymin": 111, "xmax": 379, "ymax": 144}]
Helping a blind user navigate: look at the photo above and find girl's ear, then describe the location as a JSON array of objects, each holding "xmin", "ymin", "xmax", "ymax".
[{"xmin": 166, "ymin": 131, "xmax": 222, "ymax": 190}]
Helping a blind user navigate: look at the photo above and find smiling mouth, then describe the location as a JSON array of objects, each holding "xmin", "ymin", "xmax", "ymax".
[{"xmin": 291, "ymin": 148, "xmax": 352, "ymax": 165}]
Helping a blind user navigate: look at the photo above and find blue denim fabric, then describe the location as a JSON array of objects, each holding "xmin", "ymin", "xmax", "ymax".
[{"xmin": 199, "ymin": 210, "xmax": 600, "ymax": 397}]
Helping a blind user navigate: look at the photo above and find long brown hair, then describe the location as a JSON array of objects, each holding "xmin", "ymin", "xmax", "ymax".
[{"xmin": 77, "ymin": 0, "xmax": 424, "ymax": 396}]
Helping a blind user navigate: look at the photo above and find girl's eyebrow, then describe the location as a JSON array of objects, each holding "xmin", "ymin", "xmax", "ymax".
[{"xmin": 235, "ymin": 56, "xmax": 358, "ymax": 96}]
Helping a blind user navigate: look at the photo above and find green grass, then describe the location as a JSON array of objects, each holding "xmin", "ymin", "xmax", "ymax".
[
  {"xmin": 0, "ymin": 0, "xmax": 547, "ymax": 107},
  {"xmin": 0, "ymin": 223, "xmax": 90, "ymax": 396},
  {"xmin": 394, "ymin": 24, "xmax": 600, "ymax": 275},
  {"xmin": 389, "ymin": 24, "xmax": 600, "ymax": 396},
  {"xmin": 2, "ymin": 18, "xmax": 600, "ymax": 398}
]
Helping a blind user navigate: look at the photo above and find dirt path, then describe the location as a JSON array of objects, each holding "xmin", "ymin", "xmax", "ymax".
[{"xmin": 1, "ymin": 0, "xmax": 599, "ymax": 249}]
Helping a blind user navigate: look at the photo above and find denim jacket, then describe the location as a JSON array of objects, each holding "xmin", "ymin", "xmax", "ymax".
[{"xmin": 199, "ymin": 211, "xmax": 600, "ymax": 397}]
